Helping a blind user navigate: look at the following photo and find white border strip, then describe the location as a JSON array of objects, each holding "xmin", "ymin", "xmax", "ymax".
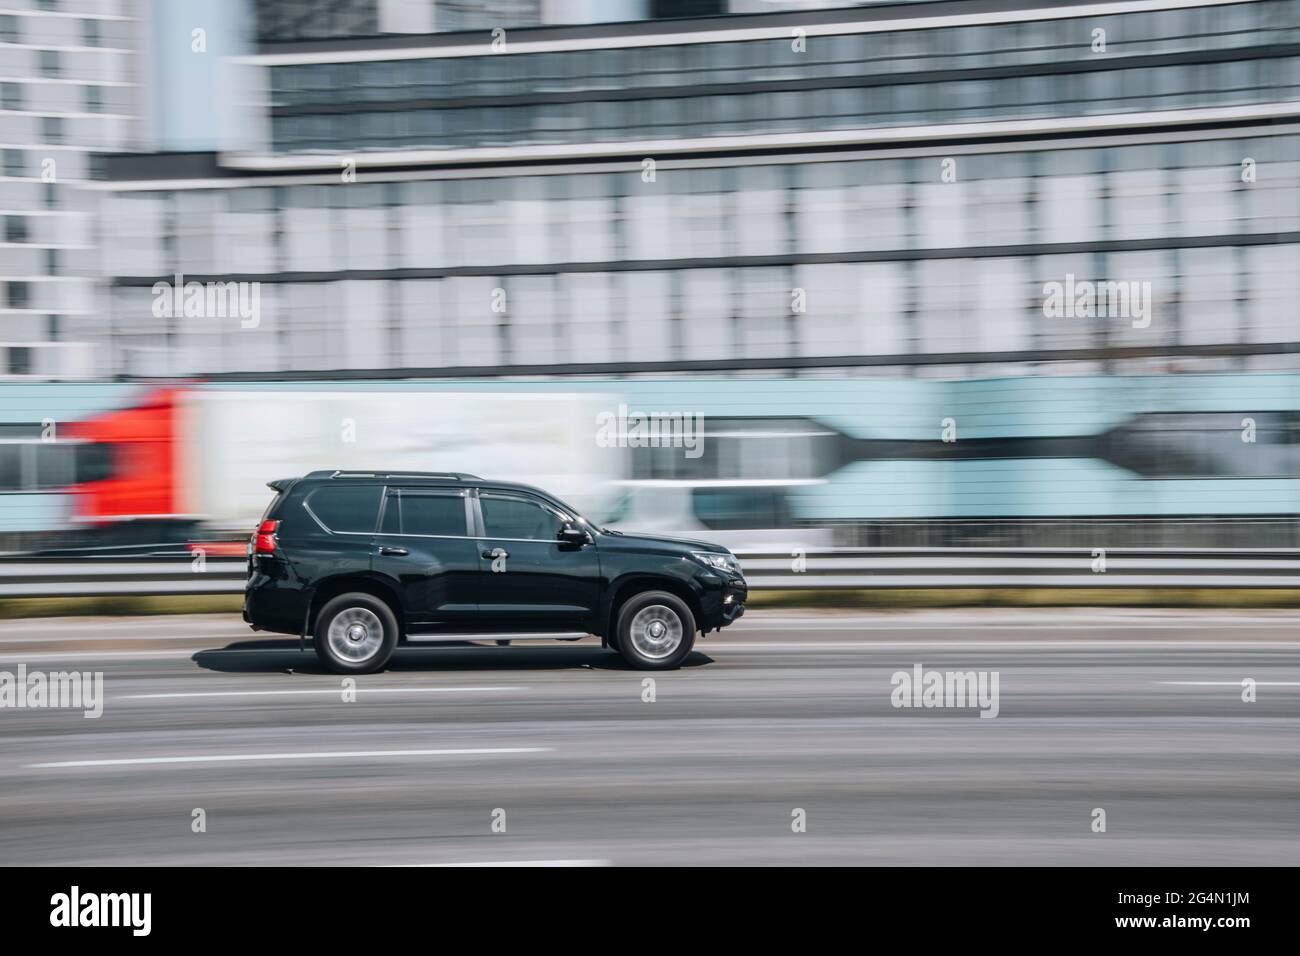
[
  {"xmin": 87, "ymin": 116, "xmax": 1300, "ymax": 190},
  {"xmin": 241, "ymin": 0, "xmax": 1249, "ymax": 64},
  {"xmin": 27, "ymin": 747, "xmax": 551, "ymax": 768},
  {"xmin": 118, "ymin": 686, "xmax": 528, "ymax": 699},
  {"xmin": 219, "ymin": 102, "xmax": 1300, "ymax": 171},
  {"xmin": 389, "ymin": 859, "xmax": 612, "ymax": 867},
  {"xmin": 1157, "ymin": 681, "xmax": 1300, "ymax": 686}
]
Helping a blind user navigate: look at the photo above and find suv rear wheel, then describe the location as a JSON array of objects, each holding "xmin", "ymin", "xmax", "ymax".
[
  {"xmin": 615, "ymin": 590, "xmax": 696, "ymax": 670},
  {"xmin": 314, "ymin": 592, "xmax": 399, "ymax": 674}
]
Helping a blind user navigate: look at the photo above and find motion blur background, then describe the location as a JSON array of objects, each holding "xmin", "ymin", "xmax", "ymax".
[{"xmin": 2, "ymin": 0, "xmax": 1298, "ymax": 554}]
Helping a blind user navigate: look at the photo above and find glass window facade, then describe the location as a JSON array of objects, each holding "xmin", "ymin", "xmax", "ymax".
[
  {"xmin": 261, "ymin": 4, "xmax": 1300, "ymax": 153},
  {"xmin": 99, "ymin": 127, "xmax": 1300, "ymax": 375},
  {"xmin": 76, "ymin": 0, "xmax": 1300, "ymax": 378}
]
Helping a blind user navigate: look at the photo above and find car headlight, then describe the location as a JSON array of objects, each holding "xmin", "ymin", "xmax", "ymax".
[{"xmin": 691, "ymin": 551, "xmax": 741, "ymax": 575}]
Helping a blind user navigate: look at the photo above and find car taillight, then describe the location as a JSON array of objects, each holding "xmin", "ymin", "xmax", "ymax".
[{"xmin": 254, "ymin": 519, "xmax": 279, "ymax": 554}]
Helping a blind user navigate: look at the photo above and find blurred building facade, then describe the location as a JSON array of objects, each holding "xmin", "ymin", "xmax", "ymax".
[
  {"xmin": 40, "ymin": 0, "xmax": 1300, "ymax": 380},
  {"xmin": 1, "ymin": 0, "xmax": 1299, "ymax": 548},
  {"xmin": 0, "ymin": 0, "xmax": 144, "ymax": 379}
]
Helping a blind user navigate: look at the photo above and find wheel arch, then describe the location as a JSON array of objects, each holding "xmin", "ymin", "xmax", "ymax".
[
  {"xmin": 309, "ymin": 574, "xmax": 406, "ymax": 636},
  {"xmin": 602, "ymin": 574, "xmax": 702, "ymax": 646}
]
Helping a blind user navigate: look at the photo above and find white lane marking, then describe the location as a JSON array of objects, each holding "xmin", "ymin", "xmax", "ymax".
[
  {"xmin": 14, "ymin": 620, "xmax": 1299, "ymax": 641},
  {"xmin": 388, "ymin": 859, "xmax": 611, "ymax": 868},
  {"xmin": 744, "ymin": 615, "xmax": 1300, "ymax": 621},
  {"xmin": 0, "ymin": 619, "xmax": 235, "ymax": 633},
  {"xmin": 119, "ymin": 686, "xmax": 527, "ymax": 700},
  {"xmin": 709, "ymin": 641, "xmax": 1300, "ymax": 649},
  {"xmin": 1, "ymin": 618, "xmax": 1298, "ymax": 647},
  {"xmin": 0, "ymin": 630, "xmax": 589, "ymax": 644},
  {"xmin": 27, "ymin": 747, "xmax": 551, "ymax": 768},
  {"xmin": 4, "ymin": 614, "xmax": 1298, "ymax": 641},
  {"xmin": 6, "ymin": 640, "xmax": 1300, "ymax": 664},
  {"xmin": 0, "ymin": 647, "xmax": 297, "ymax": 663},
  {"xmin": 737, "ymin": 622, "xmax": 1300, "ymax": 630},
  {"xmin": 1157, "ymin": 681, "xmax": 1300, "ymax": 686},
  {"xmin": 0, "ymin": 631, "xmax": 244, "ymax": 644}
]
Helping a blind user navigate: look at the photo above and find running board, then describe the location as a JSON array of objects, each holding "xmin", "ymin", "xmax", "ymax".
[{"xmin": 404, "ymin": 632, "xmax": 591, "ymax": 643}]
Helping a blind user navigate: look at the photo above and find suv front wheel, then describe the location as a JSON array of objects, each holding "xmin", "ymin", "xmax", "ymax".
[
  {"xmin": 314, "ymin": 592, "xmax": 399, "ymax": 674},
  {"xmin": 615, "ymin": 591, "xmax": 696, "ymax": 670}
]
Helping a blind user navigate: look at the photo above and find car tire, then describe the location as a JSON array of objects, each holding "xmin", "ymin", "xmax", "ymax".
[
  {"xmin": 615, "ymin": 590, "xmax": 696, "ymax": 670},
  {"xmin": 314, "ymin": 592, "xmax": 399, "ymax": 674}
]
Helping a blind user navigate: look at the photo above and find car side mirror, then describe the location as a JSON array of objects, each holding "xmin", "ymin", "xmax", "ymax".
[{"xmin": 558, "ymin": 525, "xmax": 591, "ymax": 548}]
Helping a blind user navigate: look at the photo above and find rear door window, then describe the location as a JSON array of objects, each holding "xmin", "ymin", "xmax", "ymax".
[
  {"xmin": 305, "ymin": 484, "xmax": 382, "ymax": 533},
  {"xmin": 382, "ymin": 491, "xmax": 468, "ymax": 536}
]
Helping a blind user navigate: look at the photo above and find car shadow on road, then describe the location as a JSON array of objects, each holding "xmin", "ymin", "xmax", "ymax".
[{"xmin": 192, "ymin": 639, "xmax": 714, "ymax": 674}]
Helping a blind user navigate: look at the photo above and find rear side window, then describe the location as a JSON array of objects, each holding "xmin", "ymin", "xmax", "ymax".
[
  {"xmin": 305, "ymin": 484, "xmax": 381, "ymax": 533},
  {"xmin": 381, "ymin": 492, "xmax": 467, "ymax": 536}
]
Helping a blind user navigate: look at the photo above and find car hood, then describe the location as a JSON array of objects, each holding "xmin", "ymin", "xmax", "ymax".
[{"xmin": 598, "ymin": 530, "xmax": 731, "ymax": 554}]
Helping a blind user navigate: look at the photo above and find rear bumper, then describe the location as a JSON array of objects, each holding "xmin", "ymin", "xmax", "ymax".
[{"xmin": 243, "ymin": 573, "xmax": 306, "ymax": 635}]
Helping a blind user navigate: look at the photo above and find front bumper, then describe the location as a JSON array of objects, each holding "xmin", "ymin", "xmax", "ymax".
[
  {"xmin": 717, "ymin": 579, "xmax": 747, "ymax": 628},
  {"xmin": 722, "ymin": 598, "xmax": 745, "ymax": 624}
]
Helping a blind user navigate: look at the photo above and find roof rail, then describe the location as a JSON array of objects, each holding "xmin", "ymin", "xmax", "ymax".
[{"xmin": 307, "ymin": 470, "xmax": 482, "ymax": 481}]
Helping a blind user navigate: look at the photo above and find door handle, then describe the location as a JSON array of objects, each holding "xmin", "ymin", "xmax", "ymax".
[
  {"xmin": 379, "ymin": 546, "xmax": 409, "ymax": 556},
  {"xmin": 482, "ymin": 549, "xmax": 508, "ymax": 559}
]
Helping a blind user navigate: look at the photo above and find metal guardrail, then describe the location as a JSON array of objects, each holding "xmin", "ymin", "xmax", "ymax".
[
  {"xmin": 0, "ymin": 558, "xmax": 248, "ymax": 597},
  {"xmin": 736, "ymin": 549, "xmax": 1300, "ymax": 589},
  {"xmin": 3, "ymin": 549, "xmax": 1300, "ymax": 598},
  {"xmin": 824, "ymin": 518, "xmax": 1300, "ymax": 550}
]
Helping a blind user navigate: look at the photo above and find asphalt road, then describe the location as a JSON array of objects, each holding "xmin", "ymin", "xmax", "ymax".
[{"xmin": 1, "ymin": 608, "xmax": 1299, "ymax": 866}]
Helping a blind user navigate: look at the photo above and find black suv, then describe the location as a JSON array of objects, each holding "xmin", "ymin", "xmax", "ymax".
[{"xmin": 244, "ymin": 471, "xmax": 746, "ymax": 673}]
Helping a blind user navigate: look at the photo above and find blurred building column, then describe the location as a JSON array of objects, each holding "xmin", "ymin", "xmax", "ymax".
[{"xmin": 142, "ymin": 0, "xmax": 258, "ymax": 153}]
